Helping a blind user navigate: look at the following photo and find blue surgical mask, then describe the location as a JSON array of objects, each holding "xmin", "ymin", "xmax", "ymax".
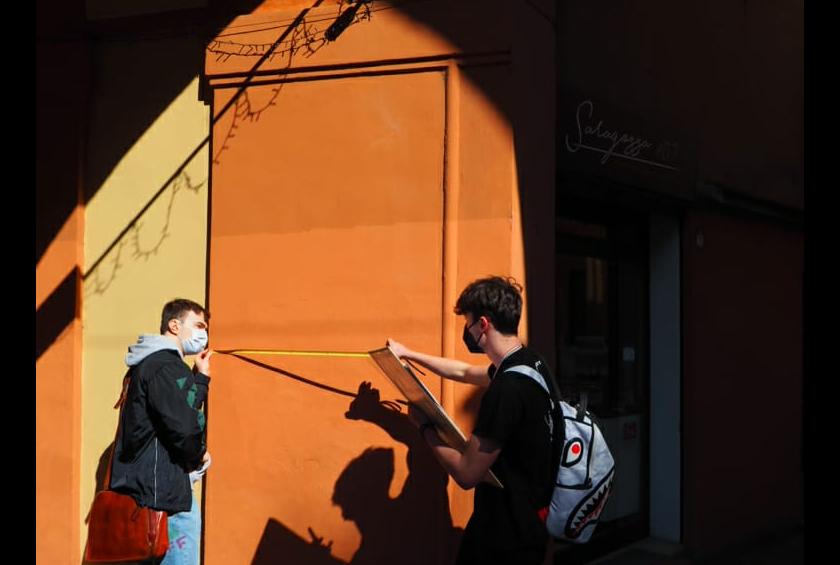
[{"xmin": 182, "ymin": 328, "xmax": 208, "ymax": 355}]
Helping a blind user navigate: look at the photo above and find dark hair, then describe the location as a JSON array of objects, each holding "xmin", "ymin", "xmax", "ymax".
[
  {"xmin": 160, "ymin": 298, "xmax": 209, "ymax": 334},
  {"xmin": 454, "ymin": 276, "xmax": 522, "ymax": 335}
]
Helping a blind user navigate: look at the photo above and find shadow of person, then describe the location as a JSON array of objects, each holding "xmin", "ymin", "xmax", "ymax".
[
  {"xmin": 252, "ymin": 518, "xmax": 345, "ymax": 565},
  {"xmin": 332, "ymin": 381, "xmax": 463, "ymax": 565},
  {"xmin": 251, "ymin": 381, "xmax": 467, "ymax": 565}
]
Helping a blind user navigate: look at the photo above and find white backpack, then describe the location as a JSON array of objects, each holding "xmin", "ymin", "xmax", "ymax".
[{"xmin": 504, "ymin": 365, "xmax": 615, "ymax": 543}]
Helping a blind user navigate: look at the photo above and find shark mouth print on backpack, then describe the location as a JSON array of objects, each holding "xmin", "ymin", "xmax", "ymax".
[
  {"xmin": 563, "ymin": 462, "xmax": 614, "ymax": 540},
  {"xmin": 504, "ymin": 364, "xmax": 616, "ymax": 544}
]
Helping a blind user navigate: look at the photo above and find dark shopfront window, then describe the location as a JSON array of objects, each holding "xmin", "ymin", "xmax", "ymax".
[{"xmin": 553, "ymin": 201, "xmax": 650, "ymax": 563}]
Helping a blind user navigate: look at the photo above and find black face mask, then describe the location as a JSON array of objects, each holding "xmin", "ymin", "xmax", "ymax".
[{"xmin": 462, "ymin": 321, "xmax": 484, "ymax": 353}]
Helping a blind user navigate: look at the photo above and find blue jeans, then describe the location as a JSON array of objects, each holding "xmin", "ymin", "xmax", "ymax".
[{"xmin": 161, "ymin": 496, "xmax": 201, "ymax": 565}]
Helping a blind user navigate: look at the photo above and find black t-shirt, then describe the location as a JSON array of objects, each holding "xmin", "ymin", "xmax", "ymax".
[{"xmin": 458, "ymin": 346, "xmax": 556, "ymax": 562}]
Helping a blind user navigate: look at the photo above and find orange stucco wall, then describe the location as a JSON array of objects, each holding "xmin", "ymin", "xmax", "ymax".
[
  {"xmin": 202, "ymin": 1, "xmax": 551, "ymax": 563},
  {"xmin": 37, "ymin": 315, "xmax": 83, "ymax": 565},
  {"xmin": 36, "ymin": 39, "xmax": 86, "ymax": 565}
]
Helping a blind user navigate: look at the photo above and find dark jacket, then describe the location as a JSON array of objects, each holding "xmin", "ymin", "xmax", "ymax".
[{"xmin": 109, "ymin": 336, "xmax": 209, "ymax": 513}]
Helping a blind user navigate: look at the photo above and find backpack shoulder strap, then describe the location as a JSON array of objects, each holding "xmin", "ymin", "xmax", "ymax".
[
  {"xmin": 504, "ymin": 363, "xmax": 565, "ymax": 402},
  {"xmin": 504, "ymin": 364, "xmax": 551, "ymax": 395},
  {"xmin": 504, "ymin": 364, "xmax": 565, "ymax": 495}
]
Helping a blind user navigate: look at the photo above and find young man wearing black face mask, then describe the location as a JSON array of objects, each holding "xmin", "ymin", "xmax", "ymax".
[{"xmin": 387, "ymin": 276, "xmax": 557, "ymax": 565}]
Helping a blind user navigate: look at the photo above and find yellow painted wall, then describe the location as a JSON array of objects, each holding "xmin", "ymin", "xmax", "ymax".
[{"xmin": 80, "ymin": 74, "xmax": 210, "ymax": 561}]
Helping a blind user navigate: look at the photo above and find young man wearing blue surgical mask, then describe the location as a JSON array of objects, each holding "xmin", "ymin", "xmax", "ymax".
[
  {"xmin": 388, "ymin": 276, "xmax": 557, "ymax": 565},
  {"xmin": 110, "ymin": 298, "xmax": 213, "ymax": 565}
]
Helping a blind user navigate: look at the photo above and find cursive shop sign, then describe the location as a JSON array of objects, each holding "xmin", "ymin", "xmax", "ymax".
[{"xmin": 564, "ymin": 100, "xmax": 680, "ymax": 171}]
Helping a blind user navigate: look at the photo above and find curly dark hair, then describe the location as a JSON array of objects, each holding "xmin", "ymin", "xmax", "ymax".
[
  {"xmin": 454, "ymin": 276, "xmax": 522, "ymax": 335},
  {"xmin": 159, "ymin": 298, "xmax": 209, "ymax": 334}
]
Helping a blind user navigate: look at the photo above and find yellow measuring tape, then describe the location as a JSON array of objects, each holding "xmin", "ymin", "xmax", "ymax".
[
  {"xmin": 215, "ymin": 349, "xmax": 371, "ymax": 359},
  {"xmin": 215, "ymin": 348, "xmax": 425, "ymax": 375}
]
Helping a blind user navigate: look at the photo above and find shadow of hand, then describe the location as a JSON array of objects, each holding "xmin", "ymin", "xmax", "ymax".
[{"xmin": 345, "ymin": 381, "xmax": 402, "ymax": 421}]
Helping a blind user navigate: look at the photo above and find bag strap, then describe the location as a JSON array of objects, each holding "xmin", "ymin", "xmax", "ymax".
[
  {"xmin": 102, "ymin": 369, "xmax": 132, "ymax": 490},
  {"xmin": 503, "ymin": 363, "xmax": 564, "ymax": 439},
  {"xmin": 578, "ymin": 392, "xmax": 589, "ymax": 422},
  {"xmin": 505, "ymin": 364, "xmax": 590, "ymax": 422},
  {"xmin": 503, "ymin": 364, "xmax": 556, "ymax": 398},
  {"xmin": 503, "ymin": 363, "xmax": 565, "ymax": 510},
  {"xmin": 503, "ymin": 363, "xmax": 566, "ymax": 409}
]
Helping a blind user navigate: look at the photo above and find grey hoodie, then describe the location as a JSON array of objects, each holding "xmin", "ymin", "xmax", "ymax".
[{"xmin": 125, "ymin": 334, "xmax": 182, "ymax": 367}]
